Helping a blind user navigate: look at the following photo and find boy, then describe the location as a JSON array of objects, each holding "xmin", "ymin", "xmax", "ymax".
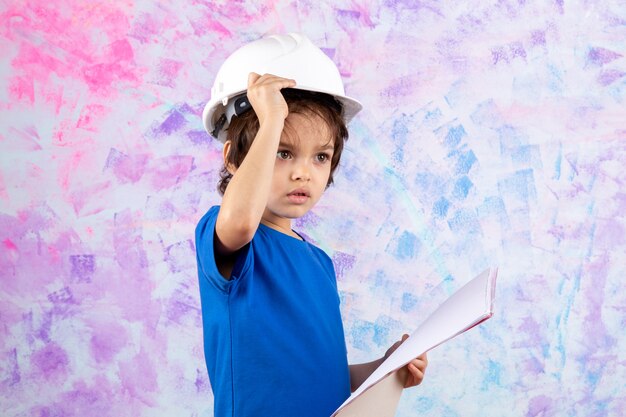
[{"xmin": 195, "ymin": 33, "xmax": 427, "ymax": 417}]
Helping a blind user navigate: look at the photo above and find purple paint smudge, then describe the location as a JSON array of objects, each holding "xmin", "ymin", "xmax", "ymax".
[
  {"xmin": 530, "ymin": 30, "xmax": 546, "ymax": 46},
  {"xmin": 587, "ymin": 47, "xmax": 622, "ymax": 66},
  {"xmin": 187, "ymin": 130, "xmax": 212, "ymax": 145},
  {"xmin": 1, "ymin": 348, "xmax": 21, "ymax": 387},
  {"xmin": 166, "ymin": 288, "xmax": 201, "ymax": 324},
  {"xmin": 157, "ymin": 109, "xmax": 186, "ymax": 136},
  {"xmin": 332, "ymin": 251, "xmax": 356, "ymax": 281},
  {"xmin": 509, "ymin": 42, "xmax": 527, "ymax": 60},
  {"xmin": 70, "ymin": 254, "xmax": 95, "ymax": 283},
  {"xmin": 491, "ymin": 46, "xmax": 508, "ymax": 65},
  {"xmin": 113, "ymin": 209, "xmax": 148, "ymax": 269},
  {"xmin": 165, "ymin": 239, "xmax": 195, "ymax": 273},
  {"xmin": 527, "ymin": 394, "xmax": 554, "ymax": 416},
  {"xmin": 597, "ymin": 69, "xmax": 624, "ymax": 86},
  {"xmin": 195, "ymin": 368, "xmax": 211, "ymax": 394},
  {"xmin": 47, "ymin": 286, "xmax": 77, "ymax": 314}
]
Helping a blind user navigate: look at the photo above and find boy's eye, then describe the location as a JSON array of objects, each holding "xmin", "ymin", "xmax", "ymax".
[
  {"xmin": 277, "ymin": 151, "xmax": 291, "ymax": 160},
  {"xmin": 316, "ymin": 153, "xmax": 331, "ymax": 163}
]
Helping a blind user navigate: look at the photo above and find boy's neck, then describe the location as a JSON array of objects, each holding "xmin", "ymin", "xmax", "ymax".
[{"xmin": 260, "ymin": 218, "xmax": 302, "ymax": 240}]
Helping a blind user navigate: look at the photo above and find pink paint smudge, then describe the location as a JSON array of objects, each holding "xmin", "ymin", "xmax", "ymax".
[
  {"xmin": 105, "ymin": 148, "xmax": 150, "ymax": 184},
  {"xmin": 76, "ymin": 103, "xmax": 109, "ymax": 132},
  {"xmin": 0, "ymin": 172, "xmax": 7, "ymax": 201},
  {"xmin": 118, "ymin": 348, "xmax": 158, "ymax": 405},
  {"xmin": 31, "ymin": 342, "xmax": 69, "ymax": 381},
  {"xmin": 155, "ymin": 58, "xmax": 184, "ymax": 87},
  {"xmin": 3, "ymin": 239, "xmax": 19, "ymax": 265},
  {"xmin": 70, "ymin": 181, "xmax": 113, "ymax": 217},
  {"xmin": 89, "ymin": 320, "xmax": 128, "ymax": 363},
  {"xmin": 146, "ymin": 155, "xmax": 194, "ymax": 190},
  {"xmin": 8, "ymin": 76, "xmax": 35, "ymax": 104}
]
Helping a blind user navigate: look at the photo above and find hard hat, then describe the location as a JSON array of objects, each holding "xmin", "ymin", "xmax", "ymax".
[{"xmin": 202, "ymin": 33, "xmax": 362, "ymax": 142}]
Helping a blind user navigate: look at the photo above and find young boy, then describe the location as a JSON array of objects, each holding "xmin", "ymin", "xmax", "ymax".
[{"xmin": 195, "ymin": 33, "xmax": 427, "ymax": 417}]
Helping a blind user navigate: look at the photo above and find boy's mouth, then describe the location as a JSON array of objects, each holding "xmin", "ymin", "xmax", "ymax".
[
  {"xmin": 288, "ymin": 188, "xmax": 310, "ymax": 197},
  {"xmin": 287, "ymin": 188, "xmax": 310, "ymax": 204}
]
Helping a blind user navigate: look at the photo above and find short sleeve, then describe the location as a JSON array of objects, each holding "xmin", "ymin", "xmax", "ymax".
[
  {"xmin": 195, "ymin": 205, "xmax": 253, "ymax": 292},
  {"xmin": 195, "ymin": 206, "xmax": 232, "ymax": 292}
]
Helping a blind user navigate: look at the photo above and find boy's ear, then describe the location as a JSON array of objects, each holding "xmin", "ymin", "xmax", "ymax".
[{"xmin": 222, "ymin": 140, "xmax": 237, "ymax": 175}]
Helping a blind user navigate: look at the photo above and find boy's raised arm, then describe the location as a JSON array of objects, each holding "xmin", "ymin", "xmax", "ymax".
[{"xmin": 215, "ymin": 72, "xmax": 296, "ymax": 256}]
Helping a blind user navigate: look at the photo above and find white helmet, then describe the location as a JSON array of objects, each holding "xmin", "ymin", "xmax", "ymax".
[{"xmin": 202, "ymin": 33, "xmax": 362, "ymax": 142}]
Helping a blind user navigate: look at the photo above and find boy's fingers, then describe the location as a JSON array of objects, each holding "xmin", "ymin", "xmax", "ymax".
[
  {"xmin": 247, "ymin": 72, "xmax": 261, "ymax": 87},
  {"xmin": 250, "ymin": 73, "xmax": 296, "ymax": 87},
  {"xmin": 405, "ymin": 363, "xmax": 425, "ymax": 388}
]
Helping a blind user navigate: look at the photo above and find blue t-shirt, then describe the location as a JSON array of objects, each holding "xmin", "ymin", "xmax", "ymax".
[{"xmin": 195, "ymin": 206, "xmax": 350, "ymax": 417}]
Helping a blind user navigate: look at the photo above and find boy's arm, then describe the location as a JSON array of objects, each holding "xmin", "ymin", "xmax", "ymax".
[
  {"xmin": 348, "ymin": 359, "xmax": 385, "ymax": 392},
  {"xmin": 348, "ymin": 335, "xmax": 428, "ymax": 392},
  {"xmin": 215, "ymin": 73, "xmax": 295, "ymax": 255}
]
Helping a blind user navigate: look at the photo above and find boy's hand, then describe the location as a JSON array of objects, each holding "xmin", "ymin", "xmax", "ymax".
[
  {"xmin": 384, "ymin": 334, "xmax": 428, "ymax": 388},
  {"xmin": 246, "ymin": 72, "xmax": 296, "ymax": 126}
]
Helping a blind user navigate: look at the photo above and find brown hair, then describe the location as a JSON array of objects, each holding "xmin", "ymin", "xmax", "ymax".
[{"xmin": 217, "ymin": 89, "xmax": 349, "ymax": 195}]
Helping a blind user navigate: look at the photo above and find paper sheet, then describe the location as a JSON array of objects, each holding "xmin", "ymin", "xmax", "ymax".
[{"xmin": 332, "ymin": 267, "xmax": 498, "ymax": 417}]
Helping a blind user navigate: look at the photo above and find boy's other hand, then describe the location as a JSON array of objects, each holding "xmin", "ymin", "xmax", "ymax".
[
  {"xmin": 384, "ymin": 334, "xmax": 428, "ymax": 388},
  {"xmin": 247, "ymin": 72, "xmax": 296, "ymax": 126}
]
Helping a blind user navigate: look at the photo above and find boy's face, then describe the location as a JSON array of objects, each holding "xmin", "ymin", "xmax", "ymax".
[{"xmin": 262, "ymin": 112, "xmax": 334, "ymax": 229}]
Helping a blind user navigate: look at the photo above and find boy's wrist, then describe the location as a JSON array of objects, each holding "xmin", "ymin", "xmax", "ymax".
[{"xmin": 258, "ymin": 117, "xmax": 285, "ymax": 132}]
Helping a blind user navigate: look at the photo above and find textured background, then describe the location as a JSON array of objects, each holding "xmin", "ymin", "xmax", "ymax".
[{"xmin": 1, "ymin": 1, "xmax": 625, "ymax": 416}]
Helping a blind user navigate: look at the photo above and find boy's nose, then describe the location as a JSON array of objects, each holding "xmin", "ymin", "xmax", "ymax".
[{"xmin": 291, "ymin": 160, "xmax": 311, "ymax": 181}]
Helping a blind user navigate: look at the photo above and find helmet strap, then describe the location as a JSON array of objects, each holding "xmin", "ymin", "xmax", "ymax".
[{"xmin": 213, "ymin": 94, "xmax": 253, "ymax": 139}]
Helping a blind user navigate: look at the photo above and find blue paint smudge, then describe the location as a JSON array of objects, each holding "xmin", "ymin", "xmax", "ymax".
[
  {"xmin": 452, "ymin": 176, "xmax": 473, "ymax": 199},
  {"xmin": 498, "ymin": 125, "xmax": 528, "ymax": 155},
  {"xmin": 443, "ymin": 124, "xmax": 466, "ymax": 148},
  {"xmin": 454, "ymin": 149, "xmax": 477, "ymax": 175},
  {"xmin": 432, "ymin": 197, "xmax": 450, "ymax": 218},
  {"xmin": 391, "ymin": 118, "xmax": 411, "ymax": 165},
  {"xmin": 414, "ymin": 172, "xmax": 447, "ymax": 193},
  {"xmin": 423, "ymin": 107, "xmax": 442, "ymax": 124},
  {"xmin": 477, "ymin": 196, "xmax": 507, "ymax": 218},
  {"xmin": 395, "ymin": 230, "xmax": 419, "ymax": 259},
  {"xmin": 350, "ymin": 319, "xmax": 390, "ymax": 351},
  {"xmin": 481, "ymin": 359, "xmax": 502, "ymax": 390},
  {"xmin": 554, "ymin": 142, "xmax": 562, "ymax": 180},
  {"xmin": 498, "ymin": 169, "xmax": 537, "ymax": 201},
  {"xmin": 413, "ymin": 396, "xmax": 434, "ymax": 413},
  {"xmin": 547, "ymin": 63, "xmax": 565, "ymax": 93},
  {"xmin": 510, "ymin": 145, "xmax": 532, "ymax": 165},
  {"xmin": 447, "ymin": 208, "xmax": 481, "ymax": 234},
  {"xmin": 401, "ymin": 292, "xmax": 418, "ymax": 312},
  {"xmin": 470, "ymin": 99, "xmax": 504, "ymax": 127}
]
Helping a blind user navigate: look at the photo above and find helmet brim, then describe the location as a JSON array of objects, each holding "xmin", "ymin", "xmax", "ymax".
[{"xmin": 202, "ymin": 85, "xmax": 362, "ymax": 143}]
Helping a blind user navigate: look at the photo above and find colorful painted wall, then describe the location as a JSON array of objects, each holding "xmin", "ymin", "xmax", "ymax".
[{"xmin": 1, "ymin": 1, "xmax": 624, "ymax": 416}]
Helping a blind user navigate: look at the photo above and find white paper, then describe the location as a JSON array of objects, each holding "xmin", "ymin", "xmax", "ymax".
[{"xmin": 332, "ymin": 267, "xmax": 498, "ymax": 417}]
